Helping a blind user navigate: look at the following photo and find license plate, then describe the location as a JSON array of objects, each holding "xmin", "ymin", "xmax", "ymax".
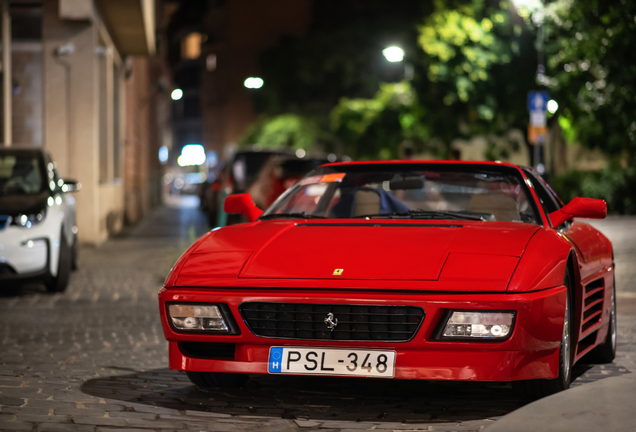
[{"xmin": 268, "ymin": 347, "xmax": 396, "ymax": 378}]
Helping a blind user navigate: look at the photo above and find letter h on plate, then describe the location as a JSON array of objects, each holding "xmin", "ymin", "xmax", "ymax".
[{"xmin": 269, "ymin": 347, "xmax": 283, "ymax": 373}]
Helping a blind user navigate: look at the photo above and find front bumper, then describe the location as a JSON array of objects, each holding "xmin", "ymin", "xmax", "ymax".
[
  {"xmin": 0, "ymin": 229, "xmax": 49, "ymax": 277},
  {"xmin": 158, "ymin": 286, "xmax": 567, "ymax": 382}
]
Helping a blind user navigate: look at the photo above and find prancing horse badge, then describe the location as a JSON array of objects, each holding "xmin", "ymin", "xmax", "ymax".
[{"xmin": 333, "ymin": 269, "xmax": 344, "ymax": 275}]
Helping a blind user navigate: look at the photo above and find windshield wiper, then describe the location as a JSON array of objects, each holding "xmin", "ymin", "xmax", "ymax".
[
  {"xmin": 355, "ymin": 209, "xmax": 486, "ymax": 221},
  {"xmin": 259, "ymin": 212, "xmax": 327, "ymax": 220}
]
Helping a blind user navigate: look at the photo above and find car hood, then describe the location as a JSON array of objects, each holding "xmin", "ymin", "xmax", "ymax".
[
  {"xmin": 0, "ymin": 192, "xmax": 48, "ymax": 216},
  {"xmin": 176, "ymin": 220, "xmax": 540, "ymax": 290}
]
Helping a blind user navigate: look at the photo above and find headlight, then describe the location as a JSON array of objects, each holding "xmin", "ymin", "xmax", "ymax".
[
  {"xmin": 439, "ymin": 311, "xmax": 515, "ymax": 340},
  {"xmin": 167, "ymin": 304, "xmax": 235, "ymax": 332},
  {"xmin": 11, "ymin": 209, "xmax": 46, "ymax": 228}
]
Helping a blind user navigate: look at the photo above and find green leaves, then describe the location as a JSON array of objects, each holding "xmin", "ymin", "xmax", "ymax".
[
  {"xmin": 330, "ymin": 82, "xmax": 430, "ymax": 159},
  {"xmin": 544, "ymin": 0, "xmax": 636, "ymax": 159},
  {"xmin": 248, "ymin": 0, "xmax": 636, "ymax": 170},
  {"xmin": 551, "ymin": 167, "xmax": 636, "ymax": 214},
  {"xmin": 418, "ymin": 0, "xmax": 514, "ymax": 104},
  {"xmin": 239, "ymin": 114, "xmax": 324, "ymax": 151}
]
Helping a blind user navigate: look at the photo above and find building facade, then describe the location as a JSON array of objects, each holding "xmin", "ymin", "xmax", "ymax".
[
  {"xmin": 1, "ymin": 0, "xmax": 170, "ymax": 244},
  {"xmin": 165, "ymin": 0, "xmax": 311, "ymax": 161}
]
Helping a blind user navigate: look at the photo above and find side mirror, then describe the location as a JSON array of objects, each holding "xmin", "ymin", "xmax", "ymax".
[
  {"xmin": 61, "ymin": 179, "xmax": 81, "ymax": 193},
  {"xmin": 224, "ymin": 193, "xmax": 263, "ymax": 222},
  {"xmin": 548, "ymin": 197, "xmax": 606, "ymax": 228}
]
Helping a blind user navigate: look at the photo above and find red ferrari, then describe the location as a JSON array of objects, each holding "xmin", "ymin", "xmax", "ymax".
[{"xmin": 158, "ymin": 161, "xmax": 616, "ymax": 399}]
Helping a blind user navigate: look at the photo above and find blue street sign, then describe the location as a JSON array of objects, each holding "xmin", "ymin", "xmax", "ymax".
[{"xmin": 528, "ymin": 91, "xmax": 549, "ymax": 112}]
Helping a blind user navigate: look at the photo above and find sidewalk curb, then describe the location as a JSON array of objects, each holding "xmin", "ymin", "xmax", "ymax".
[{"xmin": 484, "ymin": 373, "xmax": 636, "ymax": 432}]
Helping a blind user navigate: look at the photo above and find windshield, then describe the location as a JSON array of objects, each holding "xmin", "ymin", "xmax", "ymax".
[
  {"xmin": 0, "ymin": 152, "xmax": 44, "ymax": 196},
  {"xmin": 261, "ymin": 163, "xmax": 540, "ymax": 224}
]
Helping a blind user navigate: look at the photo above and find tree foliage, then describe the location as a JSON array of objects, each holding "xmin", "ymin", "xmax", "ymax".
[
  {"xmin": 408, "ymin": 0, "xmax": 537, "ymax": 151},
  {"xmin": 253, "ymin": 0, "xmax": 541, "ymax": 158},
  {"xmin": 250, "ymin": 0, "xmax": 634, "ymax": 165},
  {"xmin": 238, "ymin": 114, "xmax": 325, "ymax": 151},
  {"xmin": 419, "ymin": 0, "xmax": 514, "ymax": 105},
  {"xmin": 330, "ymin": 82, "xmax": 432, "ymax": 159},
  {"xmin": 543, "ymin": 0, "xmax": 636, "ymax": 160},
  {"xmin": 551, "ymin": 166, "xmax": 636, "ymax": 214}
]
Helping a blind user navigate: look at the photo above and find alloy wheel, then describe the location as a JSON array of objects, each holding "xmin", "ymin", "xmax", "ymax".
[{"xmin": 561, "ymin": 292, "xmax": 571, "ymax": 385}]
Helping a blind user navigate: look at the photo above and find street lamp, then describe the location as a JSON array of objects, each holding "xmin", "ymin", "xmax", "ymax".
[
  {"xmin": 177, "ymin": 144, "xmax": 206, "ymax": 167},
  {"xmin": 158, "ymin": 146, "xmax": 169, "ymax": 164},
  {"xmin": 171, "ymin": 89, "xmax": 183, "ymax": 101},
  {"xmin": 382, "ymin": 46, "xmax": 404, "ymax": 63},
  {"xmin": 382, "ymin": 46, "xmax": 413, "ymax": 80},
  {"xmin": 244, "ymin": 77, "xmax": 264, "ymax": 89}
]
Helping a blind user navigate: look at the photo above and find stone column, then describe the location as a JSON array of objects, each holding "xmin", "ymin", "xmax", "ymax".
[
  {"xmin": 2, "ymin": 0, "xmax": 12, "ymax": 146},
  {"xmin": 42, "ymin": 0, "xmax": 101, "ymax": 244}
]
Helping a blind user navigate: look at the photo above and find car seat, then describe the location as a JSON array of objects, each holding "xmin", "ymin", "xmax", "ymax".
[
  {"xmin": 352, "ymin": 189, "xmax": 381, "ymax": 217},
  {"xmin": 467, "ymin": 193, "xmax": 520, "ymax": 221},
  {"xmin": 330, "ymin": 187, "xmax": 409, "ymax": 218}
]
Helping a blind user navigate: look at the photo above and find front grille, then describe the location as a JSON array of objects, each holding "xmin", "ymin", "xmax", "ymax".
[{"xmin": 240, "ymin": 302, "xmax": 424, "ymax": 342}]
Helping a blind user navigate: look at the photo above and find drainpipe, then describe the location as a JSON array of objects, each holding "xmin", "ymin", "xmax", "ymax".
[{"xmin": 2, "ymin": 0, "xmax": 10, "ymax": 147}]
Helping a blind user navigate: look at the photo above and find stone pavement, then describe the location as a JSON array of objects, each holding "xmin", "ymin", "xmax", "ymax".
[{"xmin": 0, "ymin": 202, "xmax": 633, "ymax": 432}]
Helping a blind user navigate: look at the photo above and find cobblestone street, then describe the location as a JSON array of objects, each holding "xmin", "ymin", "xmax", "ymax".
[{"xmin": 0, "ymin": 200, "xmax": 633, "ymax": 432}]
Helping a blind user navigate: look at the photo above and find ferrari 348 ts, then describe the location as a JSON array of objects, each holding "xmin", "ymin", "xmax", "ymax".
[{"xmin": 158, "ymin": 161, "xmax": 616, "ymax": 399}]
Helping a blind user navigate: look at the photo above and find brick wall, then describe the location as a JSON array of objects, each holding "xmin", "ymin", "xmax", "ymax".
[{"xmin": 123, "ymin": 57, "xmax": 170, "ymax": 225}]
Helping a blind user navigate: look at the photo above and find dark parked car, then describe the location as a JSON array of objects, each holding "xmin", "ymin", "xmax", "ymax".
[
  {"xmin": 247, "ymin": 156, "xmax": 328, "ymax": 210},
  {"xmin": 200, "ymin": 149, "xmax": 293, "ymax": 227}
]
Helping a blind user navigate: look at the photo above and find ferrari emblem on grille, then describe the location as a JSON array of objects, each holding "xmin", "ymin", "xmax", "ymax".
[
  {"xmin": 324, "ymin": 312, "xmax": 338, "ymax": 331},
  {"xmin": 333, "ymin": 268, "xmax": 344, "ymax": 275}
]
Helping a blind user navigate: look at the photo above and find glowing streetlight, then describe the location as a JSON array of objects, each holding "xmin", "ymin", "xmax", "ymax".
[
  {"xmin": 171, "ymin": 89, "xmax": 183, "ymax": 101},
  {"xmin": 547, "ymin": 99, "xmax": 559, "ymax": 114},
  {"xmin": 382, "ymin": 46, "xmax": 404, "ymax": 63},
  {"xmin": 177, "ymin": 144, "xmax": 206, "ymax": 167},
  {"xmin": 158, "ymin": 146, "xmax": 169, "ymax": 163},
  {"xmin": 382, "ymin": 46, "xmax": 412, "ymax": 80},
  {"xmin": 510, "ymin": 0, "xmax": 543, "ymax": 13},
  {"xmin": 244, "ymin": 77, "xmax": 264, "ymax": 89}
]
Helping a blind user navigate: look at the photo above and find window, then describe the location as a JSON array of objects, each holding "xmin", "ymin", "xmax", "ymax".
[
  {"xmin": 523, "ymin": 169, "xmax": 561, "ymax": 217},
  {"xmin": 181, "ymin": 33, "xmax": 202, "ymax": 60},
  {"xmin": 0, "ymin": 152, "xmax": 44, "ymax": 196}
]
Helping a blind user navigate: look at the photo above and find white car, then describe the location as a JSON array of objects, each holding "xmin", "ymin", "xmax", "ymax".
[{"xmin": 0, "ymin": 148, "xmax": 79, "ymax": 292}]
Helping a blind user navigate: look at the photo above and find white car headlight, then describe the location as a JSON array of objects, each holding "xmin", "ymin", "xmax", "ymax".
[
  {"xmin": 167, "ymin": 304, "xmax": 233, "ymax": 332},
  {"xmin": 11, "ymin": 208, "xmax": 46, "ymax": 228},
  {"xmin": 440, "ymin": 311, "xmax": 515, "ymax": 340}
]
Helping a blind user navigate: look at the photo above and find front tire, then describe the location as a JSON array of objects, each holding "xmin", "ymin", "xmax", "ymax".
[
  {"xmin": 71, "ymin": 231, "xmax": 79, "ymax": 270},
  {"xmin": 186, "ymin": 371, "xmax": 249, "ymax": 388},
  {"xmin": 46, "ymin": 230, "xmax": 72, "ymax": 293},
  {"xmin": 513, "ymin": 271, "xmax": 573, "ymax": 399}
]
